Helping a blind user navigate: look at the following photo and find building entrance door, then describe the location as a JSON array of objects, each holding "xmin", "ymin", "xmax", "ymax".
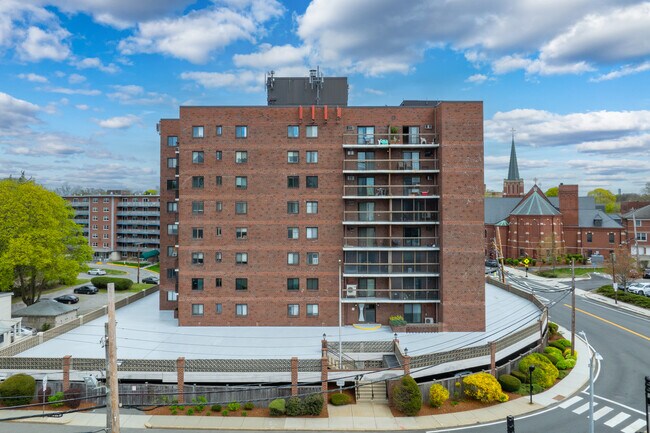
[{"xmin": 358, "ymin": 303, "xmax": 376, "ymax": 323}]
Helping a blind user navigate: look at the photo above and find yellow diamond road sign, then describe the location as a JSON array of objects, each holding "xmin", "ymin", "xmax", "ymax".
[{"xmin": 523, "ymin": 258, "xmax": 530, "ymax": 265}]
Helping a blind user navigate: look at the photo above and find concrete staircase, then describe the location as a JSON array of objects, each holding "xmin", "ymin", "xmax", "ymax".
[{"xmin": 356, "ymin": 380, "xmax": 388, "ymax": 402}]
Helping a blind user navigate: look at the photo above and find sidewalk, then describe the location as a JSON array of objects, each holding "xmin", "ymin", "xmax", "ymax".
[{"xmin": 3, "ymin": 334, "xmax": 591, "ymax": 431}]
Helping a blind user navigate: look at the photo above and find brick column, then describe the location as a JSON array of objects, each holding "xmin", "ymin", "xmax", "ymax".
[
  {"xmin": 320, "ymin": 355, "xmax": 328, "ymax": 398},
  {"xmin": 291, "ymin": 357, "xmax": 298, "ymax": 396},
  {"xmin": 490, "ymin": 341, "xmax": 496, "ymax": 376},
  {"xmin": 403, "ymin": 355, "xmax": 411, "ymax": 376},
  {"xmin": 176, "ymin": 357, "xmax": 185, "ymax": 403},
  {"xmin": 62, "ymin": 355, "xmax": 71, "ymax": 390}
]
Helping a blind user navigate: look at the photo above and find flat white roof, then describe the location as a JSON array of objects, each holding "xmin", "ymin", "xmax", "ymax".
[{"xmin": 16, "ymin": 284, "xmax": 540, "ymax": 360}]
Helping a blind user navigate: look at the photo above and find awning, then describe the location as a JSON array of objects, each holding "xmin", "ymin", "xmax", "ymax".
[{"xmin": 140, "ymin": 249, "xmax": 159, "ymax": 259}]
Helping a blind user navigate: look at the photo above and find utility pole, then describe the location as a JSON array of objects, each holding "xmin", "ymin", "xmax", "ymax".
[
  {"xmin": 611, "ymin": 252, "xmax": 618, "ymax": 305},
  {"xmin": 571, "ymin": 259, "xmax": 576, "ymax": 357},
  {"xmin": 105, "ymin": 283, "xmax": 120, "ymax": 433},
  {"xmin": 495, "ymin": 229, "xmax": 506, "ymax": 283},
  {"xmin": 136, "ymin": 244, "xmax": 141, "ymax": 284},
  {"xmin": 632, "ymin": 210, "xmax": 640, "ymax": 269}
]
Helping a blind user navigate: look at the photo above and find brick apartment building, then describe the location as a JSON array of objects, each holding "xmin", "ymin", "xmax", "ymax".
[
  {"xmin": 159, "ymin": 71, "xmax": 485, "ymax": 331},
  {"xmin": 65, "ymin": 192, "xmax": 160, "ymax": 261}
]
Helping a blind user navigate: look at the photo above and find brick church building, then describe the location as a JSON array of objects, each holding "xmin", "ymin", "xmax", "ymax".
[{"xmin": 485, "ymin": 135, "xmax": 626, "ymax": 261}]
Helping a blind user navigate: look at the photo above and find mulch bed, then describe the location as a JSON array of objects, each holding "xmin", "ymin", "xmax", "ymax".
[{"xmin": 389, "ymin": 391, "xmax": 523, "ymax": 417}]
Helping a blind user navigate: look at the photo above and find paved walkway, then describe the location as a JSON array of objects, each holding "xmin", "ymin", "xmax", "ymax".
[{"xmin": 2, "ymin": 333, "xmax": 591, "ymax": 431}]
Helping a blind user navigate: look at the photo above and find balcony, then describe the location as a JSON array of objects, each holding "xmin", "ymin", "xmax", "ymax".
[
  {"xmin": 343, "ymin": 210, "xmax": 439, "ymax": 224},
  {"xmin": 343, "ymin": 236, "xmax": 438, "ymax": 249},
  {"xmin": 116, "ymin": 229, "xmax": 160, "ymax": 235},
  {"xmin": 116, "ymin": 237, "xmax": 159, "ymax": 244},
  {"xmin": 117, "ymin": 201, "xmax": 160, "ymax": 208},
  {"xmin": 74, "ymin": 211, "xmax": 89, "ymax": 217},
  {"xmin": 341, "ymin": 288, "xmax": 440, "ymax": 303},
  {"xmin": 342, "ymin": 132, "xmax": 439, "ymax": 148},
  {"xmin": 343, "ymin": 262, "xmax": 439, "ymax": 276},
  {"xmin": 343, "ymin": 158, "xmax": 438, "ymax": 173},
  {"xmin": 343, "ymin": 184, "xmax": 439, "ymax": 199},
  {"xmin": 69, "ymin": 202, "xmax": 89, "ymax": 208},
  {"xmin": 117, "ymin": 220, "xmax": 160, "ymax": 227},
  {"xmin": 116, "ymin": 211, "xmax": 160, "ymax": 217}
]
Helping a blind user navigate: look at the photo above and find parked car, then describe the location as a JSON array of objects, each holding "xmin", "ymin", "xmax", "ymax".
[
  {"xmin": 19, "ymin": 326, "xmax": 37, "ymax": 336},
  {"xmin": 54, "ymin": 294, "xmax": 79, "ymax": 304},
  {"xmin": 644, "ymin": 268, "xmax": 650, "ymax": 279},
  {"xmin": 87, "ymin": 268, "xmax": 106, "ymax": 275},
  {"xmin": 141, "ymin": 276, "xmax": 159, "ymax": 284},
  {"xmin": 485, "ymin": 259, "xmax": 499, "ymax": 268},
  {"xmin": 74, "ymin": 285, "xmax": 98, "ymax": 295},
  {"xmin": 628, "ymin": 282, "xmax": 650, "ymax": 295}
]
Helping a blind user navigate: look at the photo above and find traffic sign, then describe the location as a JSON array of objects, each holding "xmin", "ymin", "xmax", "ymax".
[{"xmin": 523, "ymin": 258, "xmax": 530, "ymax": 266}]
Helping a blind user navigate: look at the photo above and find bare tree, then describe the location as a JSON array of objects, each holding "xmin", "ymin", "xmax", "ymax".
[{"xmin": 612, "ymin": 243, "xmax": 639, "ymax": 289}]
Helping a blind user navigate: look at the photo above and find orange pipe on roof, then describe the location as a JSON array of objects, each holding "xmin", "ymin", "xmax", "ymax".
[
  {"xmin": 336, "ymin": 106, "xmax": 342, "ymax": 119},
  {"xmin": 298, "ymin": 105, "xmax": 303, "ymax": 121},
  {"xmin": 324, "ymin": 105, "xmax": 328, "ymax": 121},
  {"xmin": 311, "ymin": 105, "xmax": 315, "ymax": 121}
]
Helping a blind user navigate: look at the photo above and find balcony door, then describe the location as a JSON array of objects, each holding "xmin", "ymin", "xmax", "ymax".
[
  {"xmin": 357, "ymin": 126, "xmax": 375, "ymax": 144},
  {"xmin": 358, "ymin": 202, "xmax": 375, "ymax": 222},
  {"xmin": 358, "ymin": 227, "xmax": 376, "ymax": 247},
  {"xmin": 357, "ymin": 177, "xmax": 375, "ymax": 196},
  {"xmin": 358, "ymin": 303, "xmax": 376, "ymax": 323},
  {"xmin": 403, "ymin": 151, "xmax": 420, "ymax": 170},
  {"xmin": 357, "ymin": 151, "xmax": 375, "ymax": 171},
  {"xmin": 403, "ymin": 227, "xmax": 421, "ymax": 246},
  {"xmin": 358, "ymin": 278, "xmax": 376, "ymax": 297}
]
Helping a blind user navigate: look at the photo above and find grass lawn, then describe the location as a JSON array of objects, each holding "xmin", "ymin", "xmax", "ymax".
[
  {"xmin": 145, "ymin": 263, "xmax": 160, "ymax": 273},
  {"xmin": 104, "ymin": 269, "xmax": 128, "ymax": 275},
  {"xmin": 109, "ymin": 261, "xmax": 147, "ymax": 268},
  {"xmin": 98, "ymin": 283, "xmax": 153, "ymax": 293},
  {"xmin": 596, "ymin": 285, "xmax": 650, "ymax": 308},
  {"xmin": 11, "ymin": 278, "xmax": 91, "ymax": 303},
  {"xmin": 533, "ymin": 267, "xmax": 605, "ymax": 278}
]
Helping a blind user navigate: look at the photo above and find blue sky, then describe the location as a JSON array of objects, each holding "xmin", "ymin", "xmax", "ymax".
[{"xmin": 1, "ymin": 0, "xmax": 649, "ymax": 195}]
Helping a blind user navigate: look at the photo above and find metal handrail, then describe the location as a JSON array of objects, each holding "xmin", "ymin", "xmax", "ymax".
[
  {"xmin": 343, "ymin": 236, "xmax": 438, "ymax": 247},
  {"xmin": 343, "ymin": 158, "xmax": 439, "ymax": 171},
  {"xmin": 343, "ymin": 184, "xmax": 439, "ymax": 197},
  {"xmin": 343, "ymin": 210, "xmax": 439, "ymax": 222}
]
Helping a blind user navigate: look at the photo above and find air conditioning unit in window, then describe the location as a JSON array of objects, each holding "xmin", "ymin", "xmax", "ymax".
[
  {"xmin": 346, "ymin": 284, "xmax": 357, "ymax": 297},
  {"xmin": 426, "ymin": 175, "xmax": 433, "ymax": 180},
  {"xmin": 347, "ymin": 150, "xmax": 355, "ymax": 155},
  {"xmin": 424, "ymin": 317, "xmax": 434, "ymax": 324},
  {"xmin": 346, "ymin": 175, "xmax": 355, "ymax": 180},
  {"xmin": 425, "ymin": 124, "xmax": 433, "ymax": 129},
  {"xmin": 346, "ymin": 126, "xmax": 354, "ymax": 131}
]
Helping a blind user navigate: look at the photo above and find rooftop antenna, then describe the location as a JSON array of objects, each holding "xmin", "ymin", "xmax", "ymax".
[
  {"xmin": 265, "ymin": 70, "xmax": 275, "ymax": 90},
  {"xmin": 309, "ymin": 66, "xmax": 324, "ymax": 105}
]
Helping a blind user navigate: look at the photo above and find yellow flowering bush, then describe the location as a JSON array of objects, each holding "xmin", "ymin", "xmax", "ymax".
[
  {"xmin": 428, "ymin": 384, "xmax": 449, "ymax": 408},
  {"xmin": 462, "ymin": 373, "xmax": 509, "ymax": 403}
]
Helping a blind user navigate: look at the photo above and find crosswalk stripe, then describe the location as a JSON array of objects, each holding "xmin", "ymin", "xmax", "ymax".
[
  {"xmin": 604, "ymin": 412, "xmax": 631, "ymax": 428},
  {"xmin": 559, "ymin": 395, "xmax": 583, "ymax": 409},
  {"xmin": 573, "ymin": 402, "xmax": 595, "ymax": 414},
  {"xmin": 592, "ymin": 406, "xmax": 613, "ymax": 420},
  {"xmin": 621, "ymin": 419, "xmax": 646, "ymax": 433}
]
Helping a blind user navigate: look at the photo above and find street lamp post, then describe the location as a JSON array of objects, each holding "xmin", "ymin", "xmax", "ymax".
[
  {"xmin": 580, "ymin": 331, "xmax": 603, "ymax": 433},
  {"xmin": 338, "ymin": 259, "xmax": 342, "ymax": 368},
  {"xmin": 528, "ymin": 365, "xmax": 535, "ymax": 404},
  {"xmin": 136, "ymin": 243, "xmax": 142, "ymax": 284}
]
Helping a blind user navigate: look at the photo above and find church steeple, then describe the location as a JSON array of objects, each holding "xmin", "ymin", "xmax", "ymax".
[{"xmin": 503, "ymin": 129, "xmax": 524, "ymax": 197}]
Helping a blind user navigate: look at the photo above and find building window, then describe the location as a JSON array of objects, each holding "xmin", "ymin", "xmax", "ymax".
[
  {"xmin": 307, "ymin": 304, "xmax": 319, "ymax": 317},
  {"xmin": 287, "ymin": 227, "xmax": 299, "ymax": 239},
  {"xmin": 236, "ymin": 151, "xmax": 248, "ymax": 163},
  {"xmin": 236, "ymin": 227, "xmax": 248, "ymax": 239},
  {"xmin": 192, "ymin": 176, "xmax": 204, "ymax": 189},
  {"xmin": 215, "ymin": 252, "xmax": 222, "ymax": 262},
  {"xmin": 288, "ymin": 304, "xmax": 300, "ymax": 317},
  {"xmin": 236, "ymin": 304, "xmax": 248, "ymax": 316},
  {"xmin": 192, "ymin": 252, "xmax": 204, "ymax": 265},
  {"xmin": 307, "ymin": 252, "xmax": 319, "ymax": 265},
  {"xmin": 306, "ymin": 176, "xmax": 318, "ymax": 188},
  {"xmin": 92, "ymin": 224, "xmax": 98, "ymax": 229},
  {"xmin": 307, "ymin": 278, "xmax": 319, "ymax": 291},
  {"xmin": 91, "ymin": 240, "xmax": 98, "ymax": 244},
  {"xmin": 216, "ymin": 151, "xmax": 222, "ymax": 160},
  {"xmin": 235, "ymin": 125, "xmax": 247, "ymax": 138},
  {"xmin": 287, "ymin": 278, "xmax": 299, "ymax": 291},
  {"xmin": 103, "ymin": 225, "xmax": 109, "ymax": 230},
  {"xmin": 167, "ymin": 224, "xmax": 178, "ymax": 235},
  {"xmin": 235, "ymin": 176, "xmax": 248, "ymax": 189},
  {"xmin": 306, "ymin": 125, "xmax": 318, "ymax": 138},
  {"xmin": 235, "ymin": 252, "xmax": 248, "ymax": 264},
  {"xmin": 287, "ymin": 125, "xmax": 299, "ymax": 138},
  {"xmin": 306, "ymin": 151, "xmax": 318, "ymax": 163},
  {"xmin": 216, "ymin": 176, "xmax": 222, "ymax": 186},
  {"xmin": 215, "ymin": 278, "xmax": 223, "ymax": 287},
  {"xmin": 235, "ymin": 202, "xmax": 247, "ymax": 214},
  {"xmin": 92, "ymin": 207, "xmax": 98, "ymax": 212},
  {"xmin": 103, "ymin": 216, "xmax": 109, "ymax": 221},
  {"xmin": 586, "ymin": 232, "xmax": 593, "ymax": 243},
  {"xmin": 192, "ymin": 304, "xmax": 204, "ymax": 316},
  {"xmin": 306, "ymin": 227, "xmax": 318, "ymax": 239},
  {"xmin": 167, "ymin": 158, "xmax": 177, "ymax": 168},
  {"xmin": 166, "ymin": 179, "xmax": 178, "ymax": 190},
  {"xmin": 216, "ymin": 201, "xmax": 223, "ymax": 212},
  {"xmin": 306, "ymin": 201, "xmax": 318, "ymax": 214},
  {"xmin": 216, "ymin": 126, "xmax": 222, "ymax": 136},
  {"xmin": 192, "ymin": 151, "xmax": 204, "ymax": 164},
  {"xmin": 167, "ymin": 246, "xmax": 177, "ymax": 257},
  {"xmin": 167, "ymin": 136, "xmax": 178, "ymax": 147},
  {"xmin": 93, "ymin": 198, "xmax": 99, "ymax": 203},
  {"xmin": 102, "ymin": 233, "xmax": 108, "ymax": 239},
  {"xmin": 191, "ymin": 278, "xmax": 204, "ymax": 291},
  {"xmin": 287, "ymin": 176, "xmax": 299, "ymax": 188},
  {"xmin": 235, "ymin": 278, "xmax": 248, "ymax": 291},
  {"xmin": 404, "ymin": 304, "xmax": 422, "ymax": 323},
  {"xmin": 609, "ymin": 233, "xmax": 615, "ymax": 243},
  {"xmin": 167, "ymin": 291, "xmax": 178, "ymax": 301},
  {"xmin": 357, "ymin": 126, "xmax": 375, "ymax": 144},
  {"xmin": 287, "ymin": 151, "xmax": 299, "ymax": 163},
  {"xmin": 636, "ymin": 233, "xmax": 647, "ymax": 241},
  {"xmin": 216, "ymin": 227, "xmax": 222, "ymax": 237},
  {"xmin": 92, "ymin": 216, "xmax": 98, "ymax": 221},
  {"xmin": 167, "ymin": 202, "xmax": 178, "ymax": 212},
  {"xmin": 192, "ymin": 201, "xmax": 204, "ymax": 214},
  {"xmin": 167, "ymin": 269, "xmax": 177, "ymax": 279},
  {"xmin": 216, "ymin": 303, "xmax": 222, "ymax": 314},
  {"xmin": 192, "ymin": 126, "xmax": 204, "ymax": 138},
  {"xmin": 287, "ymin": 252, "xmax": 299, "ymax": 265},
  {"xmin": 192, "ymin": 227, "xmax": 204, "ymax": 239},
  {"xmin": 287, "ymin": 201, "xmax": 299, "ymax": 214}
]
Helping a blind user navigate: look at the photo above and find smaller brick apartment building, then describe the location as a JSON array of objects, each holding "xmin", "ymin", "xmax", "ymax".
[
  {"xmin": 158, "ymin": 72, "xmax": 485, "ymax": 331},
  {"xmin": 64, "ymin": 192, "xmax": 160, "ymax": 261}
]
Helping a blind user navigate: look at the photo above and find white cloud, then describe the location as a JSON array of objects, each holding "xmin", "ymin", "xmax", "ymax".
[
  {"xmin": 0, "ymin": 92, "xmax": 40, "ymax": 132},
  {"xmin": 466, "ymin": 74, "xmax": 489, "ymax": 84},
  {"xmin": 119, "ymin": 2, "xmax": 283, "ymax": 63},
  {"xmin": 46, "ymin": 87, "xmax": 101, "ymax": 96},
  {"xmin": 74, "ymin": 57, "xmax": 120, "ymax": 73},
  {"xmin": 19, "ymin": 26, "xmax": 70, "ymax": 62},
  {"xmin": 233, "ymin": 44, "xmax": 308, "ymax": 69},
  {"xmin": 107, "ymin": 84, "xmax": 177, "ymax": 106},
  {"xmin": 591, "ymin": 61, "xmax": 650, "ymax": 82},
  {"xmin": 575, "ymin": 133, "xmax": 650, "ymax": 154},
  {"xmin": 364, "ymin": 88, "xmax": 385, "ymax": 95},
  {"xmin": 96, "ymin": 114, "xmax": 140, "ymax": 129},
  {"xmin": 180, "ymin": 70, "xmax": 261, "ymax": 92},
  {"xmin": 68, "ymin": 73, "xmax": 86, "ymax": 84},
  {"xmin": 75, "ymin": 104, "xmax": 90, "ymax": 110},
  {"xmin": 18, "ymin": 72, "xmax": 48, "ymax": 83}
]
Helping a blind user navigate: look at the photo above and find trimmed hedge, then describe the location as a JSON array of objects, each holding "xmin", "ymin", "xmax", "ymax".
[
  {"xmin": 544, "ymin": 346, "xmax": 563, "ymax": 358},
  {"xmin": 556, "ymin": 358, "xmax": 577, "ymax": 370},
  {"xmin": 563, "ymin": 348, "xmax": 578, "ymax": 359},
  {"xmin": 269, "ymin": 398, "xmax": 285, "ymax": 416},
  {"xmin": 428, "ymin": 384, "xmax": 449, "ymax": 408},
  {"xmin": 64, "ymin": 386, "xmax": 83, "ymax": 409},
  {"xmin": 330, "ymin": 393, "xmax": 352, "ymax": 406},
  {"xmin": 498, "ymin": 374, "xmax": 522, "ymax": 392},
  {"xmin": 511, "ymin": 370, "xmax": 528, "ymax": 384},
  {"xmin": 548, "ymin": 339, "xmax": 571, "ymax": 351},
  {"xmin": 90, "ymin": 276, "xmax": 133, "ymax": 291},
  {"xmin": 303, "ymin": 394, "xmax": 324, "ymax": 415},
  {"xmin": 463, "ymin": 373, "xmax": 508, "ymax": 403},
  {"xmin": 518, "ymin": 353, "xmax": 559, "ymax": 389},
  {"xmin": 548, "ymin": 322, "xmax": 559, "ymax": 336},
  {"xmin": 0, "ymin": 374, "xmax": 36, "ymax": 406},
  {"xmin": 285, "ymin": 397, "xmax": 303, "ymax": 416},
  {"xmin": 543, "ymin": 352, "xmax": 563, "ymax": 365},
  {"xmin": 392, "ymin": 376, "xmax": 422, "ymax": 416}
]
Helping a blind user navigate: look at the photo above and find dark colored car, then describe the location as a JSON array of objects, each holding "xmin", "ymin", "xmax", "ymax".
[
  {"xmin": 644, "ymin": 268, "xmax": 650, "ymax": 279},
  {"xmin": 74, "ymin": 285, "xmax": 98, "ymax": 295},
  {"xmin": 54, "ymin": 294, "xmax": 79, "ymax": 304},
  {"xmin": 142, "ymin": 276, "xmax": 159, "ymax": 284},
  {"xmin": 485, "ymin": 259, "xmax": 499, "ymax": 268}
]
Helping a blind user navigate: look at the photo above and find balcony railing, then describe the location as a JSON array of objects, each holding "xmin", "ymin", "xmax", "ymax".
[
  {"xmin": 343, "ymin": 184, "xmax": 439, "ymax": 198},
  {"xmin": 74, "ymin": 211, "xmax": 90, "ymax": 217},
  {"xmin": 117, "ymin": 221, "xmax": 160, "ymax": 226},
  {"xmin": 342, "ymin": 132, "xmax": 439, "ymax": 147},
  {"xmin": 116, "ymin": 229, "xmax": 160, "ymax": 235},
  {"xmin": 343, "ymin": 159, "xmax": 438, "ymax": 172},
  {"xmin": 343, "ymin": 262, "xmax": 439, "ymax": 274},
  {"xmin": 117, "ymin": 202, "xmax": 160, "ymax": 208},
  {"xmin": 342, "ymin": 288, "xmax": 440, "ymax": 301},
  {"xmin": 116, "ymin": 237, "xmax": 159, "ymax": 244},
  {"xmin": 69, "ymin": 202, "xmax": 89, "ymax": 208},
  {"xmin": 343, "ymin": 236, "xmax": 438, "ymax": 248},
  {"xmin": 343, "ymin": 210, "xmax": 439, "ymax": 223},
  {"xmin": 116, "ymin": 211, "xmax": 160, "ymax": 216}
]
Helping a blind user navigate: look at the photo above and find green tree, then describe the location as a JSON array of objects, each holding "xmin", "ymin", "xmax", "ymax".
[
  {"xmin": 545, "ymin": 187, "xmax": 558, "ymax": 197},
  {"xmin": 587, "ymin": 188, "xmax": 619, "ymax": 213},
  {"xmin": 143, "ymin": 189, "xmax": 158, "ymax": 195},
  {"xmin": 0, "ymin": 177, "xmax": 92, "ymax": 305}
]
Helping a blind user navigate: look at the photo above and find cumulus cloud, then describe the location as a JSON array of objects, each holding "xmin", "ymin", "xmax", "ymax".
[
  {"xmin": 575, "ymin": 133, "xmax": 650, "ymax": 154},
  {"xmin": 180, "ymin": 70, "xmax": 261, "ymax": 92},
  {"xmin": 45, "ymin": 87, "xmax": 101, "ymax": 96},
  {"xmin": 591, "ymin": 61, "xmax": 650, "ymax": 82},
  {"xmin": 364, "ymin": 88, "xmax": 385, "ymax": 95},
  {"xmin": 466, "ymin": 74, "xmax": 489, "ymax": 84},
  {"xmin": 75, "ymin": 104, "xmax": 90, "ymax": 110},
  {"xmin": 119, "ymin": 2, "xmax": 283, "ymax": 63},
  {"xmin": 18, "ymin": 26, "xmax": 70, "ymax": 61},
  {"xmin": 107, "ymin": 84, "xmax": 177, "ymax": 105},
  {"xmin": 0, "ymin": 92, "xmax": 40, "ymax": 132},
  {"xmin": 96, "ymin": 114, "xmax": 140, "ymax": 129},
  {"xmin": 18, "ymin": 72, "xmax": 48, "ymax": 83},
  {"xmin": 74, "ymin": 57, "xmax": 120, "ymax": 73},
  {"xmin": 233, "ymin": 43, "xmax": 308, "ymax": 69},
  {"xmin": 68, "ymin": 73, "xmax": 86, "ymax": 84}
]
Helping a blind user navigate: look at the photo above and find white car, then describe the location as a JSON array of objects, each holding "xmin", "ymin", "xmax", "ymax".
[
  {"xmin": 87, "ymin": 268, "xmax": 107, "ymax": 276},
  {"xmin": 628, "ymin": 282, "xmax": 650, "ymax": 296}
]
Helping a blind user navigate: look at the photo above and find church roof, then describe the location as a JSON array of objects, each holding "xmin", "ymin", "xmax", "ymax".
[
  {"xmin": 507, "ymin": 135, "xmax": 521, "ymax": 180},
  {"xmin": 579, "ymin": 209, "xmax": 624, "ymax": 229},
  {"xmin": 622, "ymin": 203, "xmax": 650, "ymax": 219},
  {"xmin": 510, "ymin": 186, "xmax": 561, "ymax": 216}
]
